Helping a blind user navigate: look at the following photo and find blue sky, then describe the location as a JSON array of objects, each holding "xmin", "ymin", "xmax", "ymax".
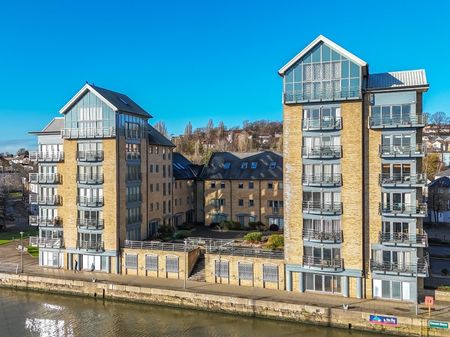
[{"xmin": 0, "ymin": 0, "xmax": 449, "ymax": 153}]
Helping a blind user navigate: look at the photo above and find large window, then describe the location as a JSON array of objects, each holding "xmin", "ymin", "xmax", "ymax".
[
  {"xmin": 262, "ymin": 265, "xmax": 279, "ymax": 283},
  {"xmin": 166, "ymin": 256, "xmax": 179, "ymax": 273},
  {"xmin": 284, "ymin": 42, "xmax": 361, "ymax": 102},
  {"xmin": 214, "ymin": 260, "xmax": 229, "ymax": 278},
  {"xmin": 238, "ymin": 263, "xmax": 253, "ymax": 281},
  {"xmin": 305, "ymin": 273, "xmax": 341, "ymax": 294}
]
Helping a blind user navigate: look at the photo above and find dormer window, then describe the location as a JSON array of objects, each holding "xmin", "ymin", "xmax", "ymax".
[
  {"xmin": 251, "ymin": 162, "xmax": 258, "ymax": 169},
  {"xmin": 269, "ymin": 162, "xmax": 277, "ymax": 169},
  {"xmin": 223, "ymin": 162, "xmax": 231, "ymax": 170},
  {"xmin": 241, "ymin": 162, "xmax": 248, "ymax": 169}
]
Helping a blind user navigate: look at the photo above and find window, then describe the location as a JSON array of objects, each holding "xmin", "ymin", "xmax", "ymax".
[
  {"xmin": 166, "ymin": 256, "xmax": 179, "ymax": 273},
  {"xmin": 145, "ymin": 255, "xmax": 158, "ymax": 271},
  {"xmin": 223, "ymin": 162, "xmax": 231, "ymax": 169},
  {"xmin": 249, "ymin": 199, "xmax": 254, "ymax": 207},
  {"xmin": 125, "ymin": 143, "xmax": 141, "ymax": 160},
  {"xmin": 150, "ymin": 184, "xmax": 153, "ymax": 192},
  {"xmin": 251, "ymin": 162, "xmax": 258, "ymax": 169},
  {"xmin": 248, "ymin": 181, "xmax": 254, "ymax": 189},
  {"xmin": 149, "ymin": 164, "xmax": 153, "ymax": 173},
  {"xmin": 215, "ymin": 260, "xmax": 229, "ymax": 278},
  {"xmin": 156, "ymin": 165, "xmax": 159, "ymax": 173},
  {"xmin": 210, "ymin": 182, "xmax": 216, "ymax": 189},
  {"xmin": 263, "ymin": 265, "xmax": 278, "ymax": 283},
  {"xmin": 268, "ymin": 182, "xmax": 274, "ymax": 189},
  {"xmin": 238, "ymin": 182, "xmax": 244, "ymax": 189},
  {"xmin": 277, "ymin": 182, "xmax": 283, "ymax": 190},
  {"xmin": 269, "ymin": 162, "xmax": 277, "ymax": 169},
  {"xmin": 220, "ymin": 182, "xmax": 226, "ymax": 189},
  {"xmin": 238, "ymin": 199, "xmax": 244, "ymax": 206},
  {"xmin": 241, "ymin": 162, "xmax": 248, "ymax": 169},
  {"xmin": 125, "ymin": 254, "xmax": 138, "ymax": 269},
  {"xmin": 238, "ymin": 263, "xmax": 253, "ymax": 280}
]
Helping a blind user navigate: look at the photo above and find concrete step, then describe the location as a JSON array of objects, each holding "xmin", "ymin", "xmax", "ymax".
[{"xmin": 188, "ymin": 254, "xmax": 206, "ymax": 282}]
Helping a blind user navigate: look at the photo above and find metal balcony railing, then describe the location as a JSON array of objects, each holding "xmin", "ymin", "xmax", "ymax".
[
  {"xmin": 302, "ymin": 255, "xmax": 343, "ymax": 270},
  {"xmin": 302, "ymin": 174, "xmax": 342, "ymax": 186},
  {"xmin": 126, "ymin": 173, "xmax": 142, "ymax": 182},
  {"xmin": 284, "ymin": 89, "xmax": 361, "ymax": 104},
  {"xmin": 77, "ymin": 196, "xmax": 104, "ymax": 207},
  {"xmin": 77, "ymin": 150, "xmax": 104, "ymax": 162},
  {"xmin": 76, "ymin": 240, "xmax": 104, "ymax": 251},
  {"xmin": 302, "ymin": 117, "xmax": 342, "ymax": 131},
  {"xmin": 378, "ymin": 231, "xmax": 428, "ymax": 247},
  {"xmin": 302, "ymin": 146, "xmax": 342, "ymax": 159},
  {"xmin": 379, "ymin": 203, "xmax": 427, "ymax": 217},
  {"xmin": 369, "ymin": 114, "xmax": 426, "ymax": 128},
  {"xmin": 29, "ymin": 216, "xmax": 62, "ymax": 227},
  {"xmin": 62, "ymin": 127, "xmax": 116, "ymax": 139},
  {"xmin": 77, "ymin": 173, "xmax": 104, "ymax": 184},
  {"xmin": 302, "ymin": 229, "xmax": 343, "ymax": 243},
  {"xmin": 124, "ymin": 240, "xmax": 197, "ymax": 252},
  {"xmin": 126, "ymin": 152, "xmax": 141, "ymax": 161},
  {"xmin": 370, "ymin": 257, "xmax": 429, "ymax": 276},
  {"xmin": 127, "ymin": 194, "xmax": 142, "ymax": 203},
  {"xmin": 302, "ymin": 201, "xmax": 342, "ymax": 215},
  {"xmin": 77, "ymin": 218, "xmax": 104, "ymax": 230},
  {"xmin": 379, "ymin": 173, "xmax": 426, "ymax": 186},
  {"xmin": 29, "ymin": 194, "xmax": 62, "ymax": 206},
  {"xmin": 29, "ymin": 173, "xmax": 61, "ymax": 184},
  {"xmin": 29, "ymin": 236, "xmax": 63, "ymax": 249},
  {"xmin": 126, "ymin": 216, "xmax": 142, "ymax": 225},
  {"xmin": 29, "ymin": 151, "xmax": 64, "ymax": 162},
  {"xmin": 379, "ymin": 144, "xmax": 425, "ymax": 157}
]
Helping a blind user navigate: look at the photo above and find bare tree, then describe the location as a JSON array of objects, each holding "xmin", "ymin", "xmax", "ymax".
[
  {"xmin": 154, "ymin": 121, "xmax": 169, "ymax": 137},
  {"xmin": 184, "ymin": 121, "xmax": 193, "ymax": 137}
]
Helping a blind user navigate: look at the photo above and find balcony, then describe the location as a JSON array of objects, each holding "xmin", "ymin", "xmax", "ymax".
[
  {"xmin": 29, "ymin": 173, "xmax": 61, "ymax": 184},
  {"xmin": 284, "ymin": 89, "xmax": 361, "ymax": 104},
  {"xmin": 76, "ymin": 240, "xmax": 104, "ymax": 251},
  {"xmin": 379, "ymin": 231, "xmax": 428, "ymax": 247},
  {"xmin": 29, "ymin": 216, "xmax": 62, "ymax": 227},
  {"xmin": 302, "ymin": 117, "xmax": 342, "ymax": 131},
  {"xmin": 126, "ymin": 173, "xmax": 142, "ymax": 183},
  {"xmin": 29, "ymin": 151, "xmax": 64, "ymax": 162},
  {"xmin": 302, "ymin": 229, "xmax": 343, "ymax": 243},
  {"xmin": 126, "ymin": 152, "xmax": 141, "ymax": 161},
  {"xmin": 302, "ymin": 146, "xmax": 342, "ymax": 159},
  {"xmin": 370, "ymin": 257, "xmax": 429, "ymax": 276},
  {"xmin": 379, "ymin": 203, "xmax": 427, "ymax": 217},
  {"xmin": 77, "ymin": 218, "xmax": 104, "ymax": 230},
  {"xmin": 62, "ymin": 127, "xmax": 116, "ymax": 139},
  {"xmin": 77, "ymin": 150, "xmax": 104, "ymax": 162},
  {"xmin": 302, "ymin": 174, "xmax": 342, "ymax": 187},
  {"xmin": 302, "ymin": 255, "xmax": 344, "ymax": 271},
  {"xmin": 77, "ymin": 173, "xmax": 104, "ymax": 185},
  {"xmin": 29, "ymin": 236, "xmax": 63, "ymax": 249},
  {"xmin": 29, "ymin": 194, "xmax": 62, "ymax": 206},
  {"xmin": 302, "ymin": 201, "xmax": 342, "ymax": 215},
  {"xmin": 369, "ymin": 115, "xmax": 426, "ymax": 129},
  {"xmin": 127, "ymin": 194, "xmax": 142, "ymax": 204},
  {"xmin": 77, "ymin": 196, "xmax": 104, "ymax": 207},
  {"xmin": 379, "ymin": 173, "xmax": 426, "ymax": 187},
  {"xmin": 379, "ymin": 144, "xmax": 425, "ymax": 158}
]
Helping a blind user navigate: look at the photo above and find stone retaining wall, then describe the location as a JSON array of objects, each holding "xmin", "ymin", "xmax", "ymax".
[{"xmin": 0, "ymin": 272, "xmax": 448, "ymax": 337}]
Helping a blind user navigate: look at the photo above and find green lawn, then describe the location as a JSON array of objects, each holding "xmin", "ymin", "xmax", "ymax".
[
  {"xmin": 27, "ymin": 245, "xmax": 39, "ymax": 257},
  {"xmin": 0, "ymin": 239, "xmax": 11, "ymax": 245},
  {"xmin": 8, "ymin": 191, "xmax": 23, "ymax": 199},
  {"xmin": 0, "ymin": 228, "xmax": 38, "ymax": 242}
]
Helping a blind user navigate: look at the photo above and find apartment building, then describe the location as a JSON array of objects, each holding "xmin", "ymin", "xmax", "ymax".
[
  {"xmin": 279, "ymin": 35, "xmax": 428, "ymax": 302},
  {"xmin": 29, "ymin": 83, "xmax": 174, "ymax": 273},
  {"xmin": 200, "ymin": 151, "xmax": 283, "ymax": 228}
]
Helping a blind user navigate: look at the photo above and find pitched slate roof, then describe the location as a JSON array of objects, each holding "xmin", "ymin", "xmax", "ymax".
[
  {"xmin": 436, "ymin": 168, "xmax": 450, "ymax": 178},
  {"xmin": 200, "ymin": 151, "xmax": 282, "ymax": 180},
  {"xmin": 367, "ymin": 69, "xmax": 428, "ymax": 90},
  {"xmin": 60, "ymin": 83, "xmax": 151, "ymax": 118},
  {"xmin": 172, "ymin": 152, "xmax": 200, "ymax": 180},
  {"xmin": 148, "ymin": 125, "xmax": 175, "ymax": 147},
  {"xmin": 29, "ymin": 117, "xmax": 64, "ymax": 135},
  {"xmin": 429, "ymin": 176, "xmax": 450, "ymax": 188}
]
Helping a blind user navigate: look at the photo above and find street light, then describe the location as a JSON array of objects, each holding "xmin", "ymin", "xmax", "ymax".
[
  {"xmin": 184, "ymin": 239, "xmax": 187, "ymax": 289},
  {"xmin": 416, "ymin": 256, "xmax": 419, "ymax": 316},
  {"xmin": 19, "ymin": 231, "xmax": 24, "ymax": 273}
]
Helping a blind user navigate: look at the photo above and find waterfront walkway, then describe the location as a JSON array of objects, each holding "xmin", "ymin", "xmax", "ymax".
[{"xmin": 2, "ymin": 241, "xmax": 450, "ymax": 321}]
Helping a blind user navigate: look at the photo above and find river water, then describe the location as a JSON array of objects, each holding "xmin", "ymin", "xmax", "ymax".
[{"xmin": 0, "ymin": 288, "xmax": 389, "ymax": 337}]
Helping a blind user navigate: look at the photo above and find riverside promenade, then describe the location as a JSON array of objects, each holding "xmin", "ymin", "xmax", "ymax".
[{"xmin": 1, "ymin": 241, "xmax": 450, "ymax": 336}]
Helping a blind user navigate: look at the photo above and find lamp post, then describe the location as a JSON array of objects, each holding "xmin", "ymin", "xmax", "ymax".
[
  {"xmin": 415, "ymin": 256, "xmax": 419, "ymax": 315},
  {"xmin": 20, "ymin": 231, "xmax": 24, "ymax": 273},
  {"xmin": 183, "ymin": 239, "xmax": 187, "ymax": 289}
]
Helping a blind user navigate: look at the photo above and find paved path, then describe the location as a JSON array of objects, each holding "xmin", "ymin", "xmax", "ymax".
[{"xmin": 2, "ymin": 241, "xmax": 450, "ymax": 320}]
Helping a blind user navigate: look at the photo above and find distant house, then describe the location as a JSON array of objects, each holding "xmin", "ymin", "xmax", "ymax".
[{"xmin": 428, "ymin": 176, "xmax": 450, "ymax": 222}]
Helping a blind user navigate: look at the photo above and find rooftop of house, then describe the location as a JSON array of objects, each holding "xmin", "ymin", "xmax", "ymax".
[
  {"xmin": 367, "ymin": 69, "xmax": 429, "ymax": 91},
  {"xmin": 148, "ymin": 125, "xmax": 175, "ymax": 148},
  {"xmin": 30, "ymin": 117, "xmax": 64, "ymax": 135},
  {"xmin": 200, "ymin": 150, "xmax": 282, "ymax": 180},
  {"xmin": 429, "ymin": 176, "xmax": 450, "ymax": 188},
  {"xmin": 172, "ymin": 152, "xmax": 202, "ymax": 180}
]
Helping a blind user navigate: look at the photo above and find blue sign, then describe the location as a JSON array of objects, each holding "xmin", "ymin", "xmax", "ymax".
[{"xmin": 369, "ymin": 314, "xmax": 398, "ymax": 326}]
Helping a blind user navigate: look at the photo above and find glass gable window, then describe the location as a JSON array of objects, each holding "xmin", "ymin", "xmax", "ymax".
[{"xmin": 284, "ymin": 42, "xmax": 361, "ymax": 103}]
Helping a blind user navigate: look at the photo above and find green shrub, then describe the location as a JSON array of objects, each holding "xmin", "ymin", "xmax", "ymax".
[
  {"xmin": 174, "ymin": 230, "xmax": 192, "ymax": 240},
  {"xmin": 255, "ymin": 221, "xmax": 267, "ymax": 231},
  {"xmin": 244, "ymin": 231, "xmax": 263, "ymax": 243},
  {"xmin": 157, "ymin": 224, "xmax": 174, "ymax": 241},
  {"xmin": 230, "ymin": 221, "xmax": 242, "ymax": 230},
  {"xmin": 27, "ymin": 245, "xmax": 39, "ymax": 257},
  {"xmin": 265, "ymin": 234, "xmax": 284, "ymax": 250}
]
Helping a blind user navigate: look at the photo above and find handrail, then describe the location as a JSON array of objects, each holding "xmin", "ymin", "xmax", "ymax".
[
  {"xmin": 302, "ymin": 174, "xmax": 342, "ymax": 185},
  {"xmin": 62, "ymin": 127, "xmax": 116, "ymax": 139},
  {"xmin": 303, "ymin": 255, "xmax": 343, "ymax": 269},
  {"xmin": 302, "ymin": 145, "xmax": 342, "ymax": 158},
  {"xmin": 378, "ymin": 173, "xmax": 426, "ymax": 186},
  {"xmin": 302, "ymin": 229, "xmax": 343, "ymax": 242},
  {"xmin": 302, "ymin": 117, "xmax": 342, "ymax": 130}
]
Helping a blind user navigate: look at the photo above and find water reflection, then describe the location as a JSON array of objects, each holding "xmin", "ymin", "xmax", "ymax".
[{"xmin": 0, "ymin": 288, "xmax": 388, "ymax": 337}]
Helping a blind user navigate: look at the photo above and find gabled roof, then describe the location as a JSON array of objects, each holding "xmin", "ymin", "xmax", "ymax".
[
  {"xmin": 367, "ymin": 69, "xmax": 429, "ymax": 91},
  {"xmin": 200, "ymin": 151, "xmax": 282, "ymax": 180},
  {"xmin": 59, "ymin": 83, "xmax": 151, "ymax": 118},
  {"xmin": 172, "ymin": 152, "xmax": 199, "ymax": 180},
  {"xmin": 429, "ymin": 176, "xmax": 450, "ymax": 188},
  {"xmin": 278, "ymin": 35, "xmax": 367, "ymax": 76},
  {"xmin": 148, "ymin": 125, "xmax": 175, "ymax": 147},
  {"xmin": 29, "ymin": 117, "xmax": 64, "ymax": 135}
]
